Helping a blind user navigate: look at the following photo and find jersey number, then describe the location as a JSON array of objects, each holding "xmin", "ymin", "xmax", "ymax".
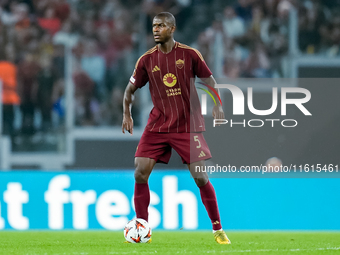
[{"xmin": 194, "ymin": 136, "xmax": 201, "ymax": 148}]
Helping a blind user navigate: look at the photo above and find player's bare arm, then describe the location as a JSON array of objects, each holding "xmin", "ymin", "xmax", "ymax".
[
  {"xmin": 122, "ymin": 82, "xmax": 137, "ymax": 134},
  {"xmin": 201, "ymin": 76, "xmax": 225, "ymax": 120}
]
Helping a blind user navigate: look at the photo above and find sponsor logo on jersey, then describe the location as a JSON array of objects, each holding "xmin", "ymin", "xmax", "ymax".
[
  {"xmin": 176, "ymin": 59, "xmax": 184, "ymax": 69},
  {"xmin": 166, "ymin": 88, "xmax": 181, "ymax": 97},
  {"xmin": 152, "ymin": 65, "xmax": 160, "ymax": 72},
  {"xmin": 163, "ymin": 73, "xmax": 177, "ymax": 87}
]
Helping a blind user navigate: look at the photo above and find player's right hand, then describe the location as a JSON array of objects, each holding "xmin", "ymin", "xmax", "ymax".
[{"xmin": 122, "ymin": 115, "xmax": 134, "ymax": 135}]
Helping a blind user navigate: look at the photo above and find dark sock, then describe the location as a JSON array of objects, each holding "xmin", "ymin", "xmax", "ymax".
[
  {"xmin": 199, "ymin": 180, "xmax": 222, "ymax": 231},
  {"xmin": 134, "ymin": 183, "xmax": 150, "ymax": 221}
]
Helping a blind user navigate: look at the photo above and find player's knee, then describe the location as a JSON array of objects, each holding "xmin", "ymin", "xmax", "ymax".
[
  {"xmin": 134, "ymin": 164, "xmax": 150, "ymax": 183},
  {"xmin": 134, "ymin": 171, "xmax": 148, "ymax": 183},
  {"xmin": 192, "ymin": 171, "xmax": 209, "ymax": 187},
  {"xmin": 194, "ymin": 177, "xmax": 208, "ymax": 187}
]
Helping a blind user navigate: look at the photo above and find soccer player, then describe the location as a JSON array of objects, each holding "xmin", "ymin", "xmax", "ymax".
[{"xmin": 122, "ymin": 12, "xmax": 230, "ymax": 244}]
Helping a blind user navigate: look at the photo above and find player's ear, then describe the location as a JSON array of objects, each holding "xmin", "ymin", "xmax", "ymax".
[{"xmin": 171, "ymin": 25, "xmax": 176, "ymax": 34}]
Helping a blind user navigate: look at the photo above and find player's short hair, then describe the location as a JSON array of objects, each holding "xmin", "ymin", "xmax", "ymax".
[{"xmin": 154, "ymin": 12, "xmax": 176, "ymax": 27}]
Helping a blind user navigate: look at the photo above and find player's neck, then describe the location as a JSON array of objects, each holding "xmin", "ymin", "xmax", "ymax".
[{"xmin": 158, "ymin": 39, "xmax": 176, "ymax": 54}]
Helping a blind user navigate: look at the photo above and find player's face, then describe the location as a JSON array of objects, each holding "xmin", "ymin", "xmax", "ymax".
[{"xmin": 152, "ymin": 17, "xmax": 174, "ymax": 44}]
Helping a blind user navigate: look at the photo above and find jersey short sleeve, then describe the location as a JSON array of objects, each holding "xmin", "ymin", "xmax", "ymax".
[
  {"xmin": 192, "ymin": 50, "xmax": 212, "ymax": 78},
  {"xmin": 130, "ymin": 56, "xmax": 149, "ymax": 88}
]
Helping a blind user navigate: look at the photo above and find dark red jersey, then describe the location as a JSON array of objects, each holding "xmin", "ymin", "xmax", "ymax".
[{"xmin": 130, "ymin": 42, "xmax": 212, "ymax": 133}]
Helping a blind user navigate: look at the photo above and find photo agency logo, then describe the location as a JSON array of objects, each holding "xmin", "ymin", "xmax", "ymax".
[{"xmin": 199, "ymin": 83, "xmax": 312, "ymax": 128}]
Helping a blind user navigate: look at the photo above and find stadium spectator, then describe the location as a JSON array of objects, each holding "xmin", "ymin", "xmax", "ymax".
[
  {"xmin": 51, "ymin": 44, "xmax": 65, "ymax": 80},
  {"xmin": 53, "ymin": 19, "xmax": 79, "ymax": 48},
  {"xmin": 80, "ymin": 38, "xmax": 106, "ymax": 102},
  {"xmin": 73, "ymin": 59, "xmax": 101, "ymax": 126},
  {"xmin": 243, "ymin": 41, "xmax": 271, "ymax": 78},
  {"xmin": 193, "ymin": 31, "xmax": 212, "ymax": 67},
  {"xmin": 101, "ymin": 85, "xmax": 124, "ymax": 126},
  {"xmin": 298, "ymin": 2, "xmax": 324, "ymax": 54},
  {"xmin": 53, "ymin": 0, "xmax": 71, "ymax": 22},
  {"xmin": 36, "ymin": 55, "xmax": 58, "ymax": 132},
  {"xmin": 51, "ymin": 77, "xmax": 65, "ymax": 127},
  {"xmin": 37, "ymin": 7, "xmax": 61, "ymax": 35},
  {"xmin": 222, "ymin": 6, "xmax": 246, "ymax": 39},
  {"xmin": 81, "ymin": 19, "xmax": 96, "ymax": 38},
  {"xmin": 96, "ymin": 23, "xmax": 118, "ymax": 93},
  {"xmin": 234, "ymin": 0, "xmax": 253, "ymax": 23},
  {"xmin": 13, "ymin": 3, "xmax": 31, "ymax": 31},
  {"xmin": 0, "ymin": 43, "xmax": 20, "ymax": 138},
  {"xmin": 249, "ymin": 5, "xmax": 271, "ymax": 42},
  {"xmin": 266, "ymin": 23, "xmax": 288, "ymax": 76},
  {"xmin": 40, "ymin": 32, "xmax": 54, "ymax": 57},
  {"xmin": 262, "ymin": 0, "xmax": 278, "ymax": 19},
  {"xmin": 323, "ymin": 12, "xmax": 340, "ymax": 57},
  {"xmin": 18, "ymin": 51, "xmax": 40, "ymax": 135},
  {"xmin": 0, "ymin": 2, "xmax": 19, "ymax": 26},
  {"xmin": 223, "ymin": 38, "xmax": 243, "ymax": 79}
]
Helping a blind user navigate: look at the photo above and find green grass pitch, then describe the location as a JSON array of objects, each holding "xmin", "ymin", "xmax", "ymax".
[{"xmin": 0, "ymin": 231, "xmax": 339, "ymax": 254}]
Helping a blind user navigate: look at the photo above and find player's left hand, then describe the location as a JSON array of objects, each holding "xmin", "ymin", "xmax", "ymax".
[
  {"xmin": 122, "ymin": 115, "xmax": 134, "ymax": 135},
  {"xmin": 212, "ymin": 104, "xmax": 224, "ymax": 120}
]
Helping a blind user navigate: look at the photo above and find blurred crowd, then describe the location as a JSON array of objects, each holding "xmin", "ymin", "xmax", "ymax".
[
  {"xmin": 0, "ymin": 0, "xmax": 67, "ymax": 139},
  {"xmin": 298, "ymin": 0, "xmax": 340, "ymax": 56},
  {"xmin": 1, "ymin": 0, "xmax": 340, "ymax": 144},
  {"xmin": 180, "ymin": 0, "xmax": 340, "ymax": 79},
  {"xmin": 0, "ymin": 0, "xmax": 140, "ymax": 139}
]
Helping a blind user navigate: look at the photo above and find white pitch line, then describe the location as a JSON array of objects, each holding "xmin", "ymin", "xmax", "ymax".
[
  {"xmin": 217, "ymin": 247, "xmax": 340, "ymax": 253},
  {"xmin": 24, "ymin": 247, "xmax": 340, "ymax": 255},
  {"xmin": 107, "ymin": 247, "xmax": 340, "ymax": 254}
]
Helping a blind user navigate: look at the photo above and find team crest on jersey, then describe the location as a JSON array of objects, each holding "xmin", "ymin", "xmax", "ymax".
[
  {"xmin": 176, "ymin": 59, "xmax": 184, "ymax": 69},
  {"xmin": 163, "ymin": 73, "xmax": 177, "ymax": 87}
]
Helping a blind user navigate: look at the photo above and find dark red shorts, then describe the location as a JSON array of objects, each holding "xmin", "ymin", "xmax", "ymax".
[{"xmin": 135, "ymin": 131, "xmax": 212, "ymax": 164}]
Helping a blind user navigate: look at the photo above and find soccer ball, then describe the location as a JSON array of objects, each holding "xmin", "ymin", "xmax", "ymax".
[{"xmin": 124, "ymin": 218, "xmax": 152, "ymax": 243}]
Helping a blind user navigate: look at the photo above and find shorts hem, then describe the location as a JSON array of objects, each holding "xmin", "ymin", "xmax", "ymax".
[
  {"xmin": 185, "ymin": 156, "xmax": 212, "ymax": 164},
  {"xmin": 134, "ymin": 154, "xmax": 169, "ymax": 164}
]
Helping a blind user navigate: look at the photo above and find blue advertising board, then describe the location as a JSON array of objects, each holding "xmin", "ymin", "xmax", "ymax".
[{"xmin": 0, "ymin": 171, "xmax": 339, "ymax": 230}]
